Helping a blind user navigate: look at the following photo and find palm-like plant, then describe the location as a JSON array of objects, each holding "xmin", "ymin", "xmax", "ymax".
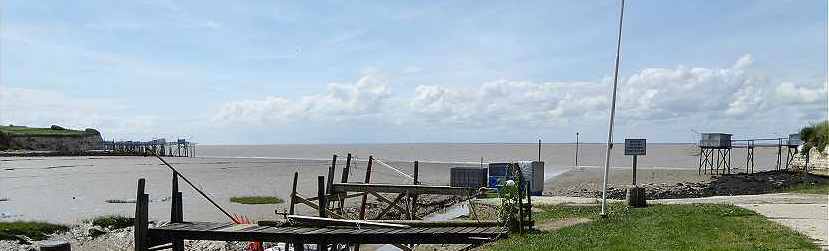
[{"xmin": 800, "ymin": 120, "xmax": 828, "ymax": 155}]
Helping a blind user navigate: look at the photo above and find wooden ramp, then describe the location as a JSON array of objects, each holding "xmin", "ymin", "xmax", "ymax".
[{"xmin": 147, "ymin": 222, "xmax": 506, "ymax": 245}]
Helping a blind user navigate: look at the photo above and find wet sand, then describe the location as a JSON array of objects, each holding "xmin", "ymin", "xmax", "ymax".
[{"xmin": 0, "ymin": 156, "xmax": 477, "ymax": 224}]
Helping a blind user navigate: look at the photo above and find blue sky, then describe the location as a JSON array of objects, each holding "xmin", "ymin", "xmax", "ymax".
[{"xmin": 1, "ymin": 1, "xmax": 826, "ymax": 144}]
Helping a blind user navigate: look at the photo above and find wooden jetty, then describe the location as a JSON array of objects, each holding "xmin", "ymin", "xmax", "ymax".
[
  {"xmin": 102, "ymin": 138, "xmax": 195, "ymax": 157},
  {"xmin": 699, "ymin": 133, "xmax": 802, "ymax": 175},
  {"xmin": 134, "ymin": 153, "xmax": 529, "ymax": 251}
]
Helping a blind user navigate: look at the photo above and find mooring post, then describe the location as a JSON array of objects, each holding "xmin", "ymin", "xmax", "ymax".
[
  {"xmin": 134, "ymin": 179, "xmax": 148, "ymax": 251},
  {"xmin": 359, "ymin": 156, "xmax": 374, "ymax": 220},
  {"xmin": 289, "ymin": 172, "xmax": 299, "ymax": 215},
  {"xmin": 317, "ymin": 176, "xmax": 328, "ymax": 251}
]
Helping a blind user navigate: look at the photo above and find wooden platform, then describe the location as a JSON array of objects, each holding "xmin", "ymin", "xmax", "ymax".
[{"xmin": 148, "ymin": 222, "xmax": 506, "ymax": 245}]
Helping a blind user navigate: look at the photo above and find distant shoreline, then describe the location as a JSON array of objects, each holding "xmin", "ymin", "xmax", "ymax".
[{"xmin": 0, "ymin": 150, "xmax": 148, "ymax": 157}]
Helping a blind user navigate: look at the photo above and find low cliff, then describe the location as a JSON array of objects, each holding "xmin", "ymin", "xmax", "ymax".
[{"xmin": 0, "ymin": 125, "xmax": 103, "ymax": 153}]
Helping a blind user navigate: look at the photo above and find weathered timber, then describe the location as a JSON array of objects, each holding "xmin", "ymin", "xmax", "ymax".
[
  {"xmin": 332, "ymin": 183, "xmax": 478, "ymax": 195},
  {"xmin": 286, "ymin": 215, "xmax": 410, "ymax": 228},
  {"xmin": 146, "ymin": 222, "xmax": 505, "ymax": 245}
]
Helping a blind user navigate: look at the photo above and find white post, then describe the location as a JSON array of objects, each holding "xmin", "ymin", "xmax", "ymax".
[{"xmin": 601, "ymin": 0, "xmax": 625, "ymax": 217}]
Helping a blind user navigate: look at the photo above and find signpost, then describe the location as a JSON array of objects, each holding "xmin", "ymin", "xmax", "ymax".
[{"xmin": 624, "ymin": 138, "xmax": 647, "ymax": 207}]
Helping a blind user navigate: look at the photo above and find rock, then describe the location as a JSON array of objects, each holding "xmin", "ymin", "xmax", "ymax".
[
  {"xmin": 49, "ymin": 125, "xmax": 65, "ymax": 130},
  {"xmin": 88, "ymin": 228, "xmax": 106, "ymax": 238}
]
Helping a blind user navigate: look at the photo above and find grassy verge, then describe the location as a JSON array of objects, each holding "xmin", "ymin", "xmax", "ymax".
[
  {"xmin": 230, "ymin": 196, "xmax": 284, "ymax": 205},
  {"xmin": 87, "ymin": 215, "xmax": 134, "ymax": 230},
  {"xmin": 784, "ymin": 182, "xmax": 829, "ymax": 194},
  {"xmin": 481, "ymin": 203, "xmax": 818, "ymax": 250},
  {"xmin": 0, "ymin": 125, "xmax": 92, "ymax": 137},
  {"xmin": 0, "ymin": 221, "xmax": 69, "ymax": 241}
]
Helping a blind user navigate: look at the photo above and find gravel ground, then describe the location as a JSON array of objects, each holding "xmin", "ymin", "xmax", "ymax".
[{"xmin": 546, "ymin": 170, "xmax": 829, "ymax": 200}]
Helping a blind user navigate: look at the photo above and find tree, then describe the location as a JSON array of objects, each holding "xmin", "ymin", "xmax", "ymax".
[{"xmin": 800, "ymin": 120, "xmax": 828, "ymax": 155}]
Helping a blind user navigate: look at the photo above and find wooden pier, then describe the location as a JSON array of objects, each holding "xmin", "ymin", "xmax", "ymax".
[
  {"xmin": 102, "ymin": 138, "xmax": 195, "ymax": 157},
  {"xmin": 699, "ymin": 134, "xmax": 801, "ymax": 175},
  {"xmin": 134, "ymin": 153, "xmax": 529, "ymax": 251}
]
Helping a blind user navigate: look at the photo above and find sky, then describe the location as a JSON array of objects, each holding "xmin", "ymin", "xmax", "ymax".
[{"xmin": 1, "ymin": 1, "xmax": 827, "ymax": 144}]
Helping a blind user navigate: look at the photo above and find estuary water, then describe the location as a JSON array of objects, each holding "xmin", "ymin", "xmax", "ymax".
[{"xmin": 0, "ymin": 143, "xmax": 784, "ymax": 224}]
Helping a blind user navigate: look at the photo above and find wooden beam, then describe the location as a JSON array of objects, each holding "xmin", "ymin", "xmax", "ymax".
[
  {"xmin": 374, "ymin": 193, "xmax": 407, "ymax": 219},
  {"xmin": 293, "ymin": 195, "xmax": 347, "ymax": 219},
  {"xmin": 287, "ymin": 215, "xmax": 410, "ymax": 228},
  {"xmin": 332, "ymin": 183, "xmax": 477, "ymax": 195}
]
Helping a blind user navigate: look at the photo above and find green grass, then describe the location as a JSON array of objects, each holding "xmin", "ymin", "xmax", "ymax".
[
  {"xmin": 784, "ymin": 182, "xmax": 829, "ymax": 194},
  {"xmin": 0, "ymin": 125, "xmax": 92, "ymax": 137},
  {"xmin": 87, "ymin": 215, "xmax": 134, "ymax": 230},
  {"xmin": 482, "ymin": 203, "xmax": 818, "ymax": 250},
  {"xmin": 0, "ymin": 221, "xmax": 69, "ymax": 241},
  {"xmin": 230, "ymin": 196, "xmax": 284, "ymax": 205}
]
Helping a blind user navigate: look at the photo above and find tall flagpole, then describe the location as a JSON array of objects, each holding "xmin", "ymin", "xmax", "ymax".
[{"xmin": 601, "ymin": 0, "xmax": 625, "ymax": 217}]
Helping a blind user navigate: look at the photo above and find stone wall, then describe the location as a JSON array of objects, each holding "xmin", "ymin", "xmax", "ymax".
[{"xmin": 792, "ymin": 147, "xmax": 829, "ymax": 170}]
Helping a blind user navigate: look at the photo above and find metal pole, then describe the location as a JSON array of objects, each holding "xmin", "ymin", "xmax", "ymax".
[
  {"xmin": 632, "ymin": 155, "xmax": 637, "ymax": 186},
  {"xmin": 538, "ymin": 138, "xmax": 542, "ymax": 162},
  {"xmin": 575, "ymin": 132, "xmax": 580, "ymax": 168},
  {"xmin": 601, "ymin": 0, "xmax": 625, "ymax": 217}
]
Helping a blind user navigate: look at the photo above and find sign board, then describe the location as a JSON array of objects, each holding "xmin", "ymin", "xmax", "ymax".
[{"xmin": 624, "ymin": 138, "xmax": 646, "ymax": 155}]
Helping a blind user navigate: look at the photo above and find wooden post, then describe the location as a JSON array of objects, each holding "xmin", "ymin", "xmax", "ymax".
[
  {"xmin": 317, "ymin": 176, "xmax": 328, "ymax": 251},
  {"xmin": 410, "ymin": 161, "xmax": 419, "ymax": 219},
  {"xmin": 514, "ymin": 164, "xmax": 525, "ymax": 232},
  {"xmin": 355, "ymin": 156, "xmax": 372, "ymax": 251},
  {"xmin": 134, "ymin": 179, "xmax": 148, "ymax": 251},
  {"xmin": 338, "ymin": 153, "xmax": 352, "ymax": 214},
  {"xmin": 289, "ymin": 172, "xmax": 299, "ymax": 215},
  {"xmin": 327, "ymin": 155, "xmax": 337, "ymax": 195},
  {"xmin": 171, "ymin": 172, "xmax": 184, "ymax": 251},
  {"xmin": 341, "ymin": 153, "xmax": 352, "ymax": 183},
  {"xmin": 359, "ymin": 156, "xmax": 373, "ymax": 220}
]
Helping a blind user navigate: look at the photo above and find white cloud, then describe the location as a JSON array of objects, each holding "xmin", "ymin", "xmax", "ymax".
[
  {"xmin": 618, "ymin": 55, "xmax": 766, "ymax": 119},
  {"xmin": 410, "ymin": 80, "xmax": 607, "ymax": 127},
  {"xmin": 212, "ymin": 74, "xmax": 392, "ymax": 125},
  {"xmin": 214, "ymin": 54, "xmax": 827, "ymax": 131},
  {"xmin": 774, "ymin": 81, "xmax": 828, "ymax": 105}
]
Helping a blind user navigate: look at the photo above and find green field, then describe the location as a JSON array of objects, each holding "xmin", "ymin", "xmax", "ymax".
[
  {"xmin": 0, "ymin": 125, "xmax": 94, "ymax": 137},
  {"xmin": 0, "ymin": 221, "xmax": 69, "ymax": 241},
  {"xmin": 230, "ymin": 196, "xmax": 284, "ymax": 205},
  {"xmin": 482, "ymin": 203, "xmax": 818, "ymax": 250},
  {"xmin": 785, "ymin": 182, "xmax": 829, "ymax": 194}
]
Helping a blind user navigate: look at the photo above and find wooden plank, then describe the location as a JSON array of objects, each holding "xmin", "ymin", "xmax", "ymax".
[
  {"xmin": 287, "ymin": 215, "xmax": 409, "ymax": 228},
  {"xmin": 332, "ymin": 183, "xmax": 477, "ymax": 195}
]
